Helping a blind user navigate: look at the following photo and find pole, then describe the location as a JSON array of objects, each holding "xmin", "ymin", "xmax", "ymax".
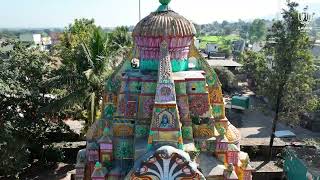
[
  {"xmin": 139, "ymin": 0, "xmax": 141, "ymax": 21},
  {"xmin": 268, "ymin": 82, "xmax": 284, "ymax": 160}
]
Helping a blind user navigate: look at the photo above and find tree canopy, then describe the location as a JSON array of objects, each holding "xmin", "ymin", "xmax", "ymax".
[
  {"xmin": 44, "ymin": 19, "xmax": 132, "ymax": 129},
  {"xmin": 0, "ymin": 42, "xmax": 66, "ymax": 177}
]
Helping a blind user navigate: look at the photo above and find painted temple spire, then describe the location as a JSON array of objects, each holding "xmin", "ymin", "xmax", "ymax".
[
  {"xmin": 147, "ymin": 40, "xmax": 183, "ymax": 150},
  {"xmin": 155, "ymin": 40, "xmax": 176, "ymax": 103}
]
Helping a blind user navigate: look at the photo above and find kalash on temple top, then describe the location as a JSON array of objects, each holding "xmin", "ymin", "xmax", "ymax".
[{"xmin": 75, "ymin": 0, "xmax": 254, "ymax": 179}]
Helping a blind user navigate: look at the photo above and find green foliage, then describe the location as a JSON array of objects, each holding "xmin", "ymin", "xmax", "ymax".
[
  {"xmin": 0, "ymin": 127, "xmax": 30, "ymax": 178},
  {"xmin": 106, "ymin": 26, "xmax": 132, "ymax": 54},
  {"xmin": 262, "ymin": 2, "xmax": 316, "ymax": 124},
  {"xmin": 197, "ymin": 19, "xmax": 272, "ymax": 41},
  {"xmin": 44, "ymin": 19, "xmax": 132, "ymax": 130},
  {"xmin": 42, "ymin": 145, "xmax": 64, "ymax": 163},
  {"xmin": 249, "ymin": 19, "xmax": 267, "ymax": 42},
  {"xmin": 240, "ymin": 50, "xmax": 269, "ymax": 89},
  {"xmin": 60, "ymin": 18, "xmax": 96, "ymax": 49},
  {"xmin": 214, "ymin": 67, "xmax": 236, "ymax": 92},
  {"xmin": 221, "ymin": 47, "xmax": 232, "ymax": 58},
  {"xmin": 0, "ymin": 42, "xmax": 67, "ymax": 178},
  {"xmin": 198, "ymin": 34, "xmax": 240, "ymax": 50}
]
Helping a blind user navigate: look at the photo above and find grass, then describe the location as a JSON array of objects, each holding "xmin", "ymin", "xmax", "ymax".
[{"xmin": 198, "ymin": 34, "xmax": 241, "ymax": 50}]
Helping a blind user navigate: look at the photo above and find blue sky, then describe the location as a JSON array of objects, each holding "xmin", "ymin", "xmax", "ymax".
[{"xmin": 0, "ymin": 0, "xmax": 319, "ymax": 28}]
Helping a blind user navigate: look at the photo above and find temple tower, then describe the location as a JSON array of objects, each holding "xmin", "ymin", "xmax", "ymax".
[{"xmin": 147, "ymin": 40, "xmax": 183, "ymax": 150}]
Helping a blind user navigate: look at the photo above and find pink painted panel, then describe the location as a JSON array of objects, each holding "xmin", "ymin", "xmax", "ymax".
[{"xmin": 100, "ymin": 143, "xmax": 112, "ymax": 150}]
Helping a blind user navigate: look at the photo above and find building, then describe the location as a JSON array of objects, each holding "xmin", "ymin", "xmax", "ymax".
[
  {"xmin": 49, "ymin": 32, "xmax": 62, "ymax": 45},
  {"xmin": 206, "ymin": 43, "xmax": 219, "ymax": 54},
  {"xmin": 232, "ymin": 40, "xmax": 245, "ymax": 54},
  {"xmin": 76, "ymin": 0, "xmax": 253, "ymax": 179},
  {"xmin": 207, "ymin": 58, "xmax": 243, "ymax": 71},
  {"xmin": 19, "ymin": 33, "xmax": 42, "ymax": 45}
]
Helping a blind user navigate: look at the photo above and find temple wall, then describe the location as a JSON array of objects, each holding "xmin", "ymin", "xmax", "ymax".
[
  {"xmin": 139, "ymin": 58, "xmax": 189, "ymax": 72},
  {"xmin": 135, "ymin": 36, "xmax": 192, "ymax": 72}
]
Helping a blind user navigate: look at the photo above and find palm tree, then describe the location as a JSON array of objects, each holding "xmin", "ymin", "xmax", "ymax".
[{"xmin": 43, "ymin": 25, "xmax": 132, "ymax": 129}]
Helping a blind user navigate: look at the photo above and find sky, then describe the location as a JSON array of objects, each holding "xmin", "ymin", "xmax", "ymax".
[{"xmin": 0, "ymin": 0, "xmax": 319, "ymax": 28}]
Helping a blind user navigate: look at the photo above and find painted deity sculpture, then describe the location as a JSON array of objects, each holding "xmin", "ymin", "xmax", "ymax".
[{"xmin": 76, "ymin": 0, "xmax": 254, "ymax": 179}]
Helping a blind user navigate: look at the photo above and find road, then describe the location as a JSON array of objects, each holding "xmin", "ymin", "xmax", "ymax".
[{"xmin": 227, "ymin": 96, "xmax": 320, "ymax": 146}]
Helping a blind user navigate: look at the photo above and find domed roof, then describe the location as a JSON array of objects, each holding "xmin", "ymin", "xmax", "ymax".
[{"xmin": 132, "ymin": 2, "xmax": 196, "ymax": 37}]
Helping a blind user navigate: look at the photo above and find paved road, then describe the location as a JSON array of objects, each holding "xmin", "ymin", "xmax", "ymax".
[{"xmin": 227, "ymin": 96, "xmax": 320, "ymax": 146}]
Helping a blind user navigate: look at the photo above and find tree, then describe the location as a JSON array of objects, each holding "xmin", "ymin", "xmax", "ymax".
[
  {"xmin": 44, "ymin": 20, "xmax": 132, "ymax": 130},
  {"xmin": 240, "ymin": 50, "xmax": 269, "ymax": 89},
  {"xmin": 249, "ymin": 19, "xmax": 267, "ymax": 42},
  {"xmin": 0, "ymin": 42, "xmax": 65, "ymax": 177},
  {"xmin": 60, "ymin": 18, "xmax": 96, "ymax": 49},
  {"xmin": 264, "ymin": 1, "xmax": 316, "ymax": 160},
  {"xmin": 106, "ymin": 26, "xmax": 132, "ymax": 68},
  {"xmin": 214, "ymin": 67, "xmax": 236, "ymax": 92},
  {"xmin": 239, "ymin": 20, "xmax": 251, "ymax": 39}
]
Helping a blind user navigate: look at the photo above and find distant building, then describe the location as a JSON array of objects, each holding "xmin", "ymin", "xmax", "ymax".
[
  {"xmin": 41, "ymin": 36, "xmax": 52, "ymax": 46},
  {"xmin": 207, "ymin": 58, "xmax": 242, "ymax": 71},
  {"xmin": 19, "ymin": 33, "xmax": 42, "ymax": 45},
  {"xmin": 194, "ymin": 38, "xmax": 200, "ymax": 49},
  {"xmin": 206, "ymin": 43, "xmax": 219, "ymax": 54},
  {"xmin": 232, "ymin": 40, "xmax": 245, "ymax": 53},
  {"xmin": 312, "ymin": 40, "xmax": 320, "ymax": 62},
  {"xmin": 49, "ymin": 32, "xmax": 62, "ymax": 45},
  {"xmin": 41, "ymin": 36, "xmax": 52, "ymax": 50},
  {"xmin": 252, "ymin": 42, "xmax": 263, "ymax": 52}
]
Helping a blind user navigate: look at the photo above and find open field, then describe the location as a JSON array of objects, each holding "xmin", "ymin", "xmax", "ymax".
[{"xmin": 198, "ymin": 34, "xmax": 241, "ymax": 49}]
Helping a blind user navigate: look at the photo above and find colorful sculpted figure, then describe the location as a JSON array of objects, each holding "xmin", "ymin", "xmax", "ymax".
[
  {"xmin": 76, "ymin": 0, "xmax": 253, "ymax": 179},
  {"xmin": 160, "ymin": 114, "xmax": 170, "ymax": 128}
]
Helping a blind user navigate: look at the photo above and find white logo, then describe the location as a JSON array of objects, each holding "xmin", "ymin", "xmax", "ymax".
[
  {"xmin": 298, "ymin": 7, "xmax": 315, "ymax": 31},
  {"xmin": 131, "ymin": 58, "xmax": 139, "ymax": 68}
]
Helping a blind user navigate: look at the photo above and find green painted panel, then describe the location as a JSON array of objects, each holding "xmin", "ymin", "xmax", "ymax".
[
  {"xmin": 212, "ymin": 104, "xmax": 223, "ymax": 119},
  {"xmin": 187, "ymin": 81, "xmax": 207, "ymax": 94},
  {"xmin": 140, "ymin": 58, "xmax": 189, "ymax": 72},
  {"xmin": 175, "ymin": 82, "xmax": 187, "ymax": 95},
  {"xmin": 135, "ymin": 125, "xmax": 149, "ymax": 138},
  {"xmin": 142, "ymin": 82, "xmax": 157, "ymax": 94},
  {"xmin": 140, "ymin": 59, "xmax": 159, "ymax": 71},
  {"xmin": 182, "ymin": 126, "xmax": 193, "ymax": 140},
  {"xmin": 171, "ymin": 59, "xmax": 188, "ymax": 72},
  {"xmin": 114, "ymin": 140, "xmax": 133, "ymax": 159},
  {"xmin": 128, "ymin": 81, "xmax": 141, "ymax": 93}
]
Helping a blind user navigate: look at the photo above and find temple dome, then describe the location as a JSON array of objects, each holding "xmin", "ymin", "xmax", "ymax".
[
  {"xmin": 133, "ymin": 10, "xmax": 196, "ymax": 37},
  {"xmin": 132, "ymin": 1, "xmax": 196, "ymax": 71}
]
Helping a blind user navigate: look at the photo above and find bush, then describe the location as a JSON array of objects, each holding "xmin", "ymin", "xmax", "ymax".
[
  {"xmin": 214, "ymin": 67, "xmax": 236, "ymax": 92},
  {"xmin": 41, "ymin": 145, "xmax": 64, "ymax": 163},
  {"xmin": 0, "ymin": 42, "xmax": 69, "ymax": 178},
  {"xmin": 0, "ymin": 126, "xmax": 30, "ymax": 178}
]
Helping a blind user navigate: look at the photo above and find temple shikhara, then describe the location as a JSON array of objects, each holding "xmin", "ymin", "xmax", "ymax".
[{"xmin": 75, "ymin": 0, "xmax": 254, "ymax": 179}]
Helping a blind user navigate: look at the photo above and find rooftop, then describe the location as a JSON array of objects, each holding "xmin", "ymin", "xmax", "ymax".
[{"xmin": 207, "ymin": 59, "xmax": 243, "ymax": 67}]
